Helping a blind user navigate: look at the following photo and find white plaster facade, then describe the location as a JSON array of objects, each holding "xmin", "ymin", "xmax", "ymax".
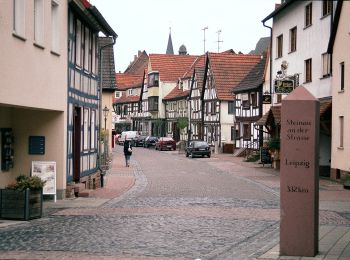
[
  {"xmin": 0, "ymin": 0, "xmax": 67, "ymax": 196},
  {"xmin": 269, "ymin": 1, "xmax": 334, "ymax": 101}
]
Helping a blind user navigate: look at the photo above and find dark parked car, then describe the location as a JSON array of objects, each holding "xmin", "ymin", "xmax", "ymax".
[
  {"xmin": 134, "ymin": 135, "xmax": 147, "ymax": 147},
  {"xmin": 155, "ymin": 137, "xmax": 176, "ymax": 151},
  {"xmin": 186, "ymin": 140, "xmax": 211, "ymax": 158},
  {"xmin": 144, "ymin": 136, "xmax": 158, "ymax": 148}
]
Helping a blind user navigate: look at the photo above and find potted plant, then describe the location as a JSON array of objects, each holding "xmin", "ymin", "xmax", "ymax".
[{"xmin": 0, "ymin": 175, "xmax": 45, "ymax": 220}]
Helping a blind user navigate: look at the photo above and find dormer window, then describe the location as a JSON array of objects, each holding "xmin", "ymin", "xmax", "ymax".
[
  {"xmin": 115, "ymin": 91, "xmax": 121, "ymax": 98},
  {"xmin": 128, "ymin": 89, "xmax": 133, "ymax": 96},
  {"xmin": 148, "ymin": 72, "xmax": 159, "ymax": 87}
]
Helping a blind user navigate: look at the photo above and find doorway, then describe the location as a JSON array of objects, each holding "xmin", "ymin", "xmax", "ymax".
[{"xmin": 73, "ymin": 107, "xmax": 81, "ymax": 182}]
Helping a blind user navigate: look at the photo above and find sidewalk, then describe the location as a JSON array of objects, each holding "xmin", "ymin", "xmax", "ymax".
[{"xmin": 210, "ymin": 152, "xmax": 350, "ymax": 259}]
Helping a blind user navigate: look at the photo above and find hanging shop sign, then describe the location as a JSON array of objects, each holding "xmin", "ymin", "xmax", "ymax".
[
  {"xmin": 262, "ymin": 94, "xmax": 272, "ymax": 104},
  {"xmin": 274, "ymin": 79, "xmax": 294, "ymax": 94}
]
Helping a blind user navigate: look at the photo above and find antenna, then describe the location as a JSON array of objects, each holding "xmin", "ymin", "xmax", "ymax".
[
  {"xmin": 216, "ymin": 30, "xmax": 223, "ymax": 53},
  {"xmin": 202, "ymin": 26, "xmax": 208, "ymax": 54}
]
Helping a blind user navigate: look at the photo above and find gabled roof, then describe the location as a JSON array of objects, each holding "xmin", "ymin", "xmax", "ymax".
[
  {"xmin": 99, "ymin": 37, "xmax": 116, "ymax": 91},
  {"xmin": 70, "ymin": 0, "xmax": 117, "ymax": 37},
  {"xmin": 148, "ymin": 54, "xmax": 199, "ymax": 82},
  {"xmin": 262, "ymin": 0, "xmax": 295, "ymax": 23},
  {"xmin": 234, "ymin": 54, "xmax": 267, "ymax": 93},
  {"xmin": 115, "ymin": 73, "xmax": 144, "ymax": 90},
  {"xmin": 207, "ymin": 53, "xmax": 262, "ymax": 101},
  {"xmin": 249, "ymin": 37, "xmax": 270, "ymax": 55},
  {"xmin": 182, "ymin": 55, "xmax": 206, "ymax": 79},
  {"xmin": 163, "ymin": 85, "xmax": 190, "ymax": 101},
  {"xmin": 124, "ymin": 51, "xmax": 149, "ymax": 74}
]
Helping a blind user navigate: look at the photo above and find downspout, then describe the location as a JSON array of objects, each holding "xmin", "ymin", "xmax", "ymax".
[
  {"xmin": 98, "ymin": 36, "xmax": 117, "ymax": 182},
  {"xmin": 262, "ymin": 21, "xmax": 273, "ymax": 102}
]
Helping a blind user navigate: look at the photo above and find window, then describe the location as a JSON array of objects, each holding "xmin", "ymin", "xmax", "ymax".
[
  {"xmin": 305, "ymin": 3, "xmax": 312, "ymax": 27},
  {"xmin": 83, "ymin": 108, "xmax": 89, "ymax": 150},
  {"xmin": 228, "ymin": 101, "xmax": 235, "ymax": 114},
  {"xmin": 75, "ymin": 20, "xmax": 82, "ymax": 66},
  {"xmin": 128, "ymin": 89, "xmax": 133, "ymax": 96},
  {"xmin": 211, "ymin": 101, "xmax": 216, "ymax": 114},
  {"xmin": 90, "ymin": 110, "xmax": 96, "ymax": 149},
  {"xmin": 277, "ymin": 34, "xmax": 283, "ymax": 58},
  {"xmin": 231, "ymin": 126, "xmax": 236, "ymax": 141},
  {"xmin": 243, "ymin": 123, "xmax": 251, "ymax": 140},
  {"xmin": 84, "ymin": 27, "xmax": 90, "ymax": 71},
  {"xmin": 289, "ymin": 27, "xmax": 297, "ymax": 53},
  {"xmin": 305, "ymin": 58, "xmax": 312, "ymax": 83},
  {"xmin": 340, "ymin": 62, "xmax": 345, "ymax": 91},
  {"xmin": 250, "ymin": 92, "xmax": 257, "ymax": 107},
  {"xmin": 322, "ymin": 1, "xmax": 332, "ymax": 17},
  {"xmin": 148, "ymin": 97, "xmax": 159, "ymax": 111},
  {"xmin": 148, "ymin": 72, "xmax": 159, "ymax": 87},
  {"xmin": 51, "ymin": 0, "xmax": 59, "ymax": 53},
  {"xmin": 34, "ymin": 0, "xmax": 44, "ymax": 45},
  {"xmin": 339, "ymin": 116, "xmax": 344, "ymax": 148},
  {"xmin": 123, "ymin": 105, "xmax": 128, "ymax": 115},
  {"xmin": 322, "ymin": 53, "xmax": 331, "ymax": 77},
  {"xmin": 92, "ymin": 34, "xmax": 96, "ymax": 74},
  {"xmin": 242, "ymin": 94, "xmax": 250, "ymax": 108},
  {"xmin": 13, "ymin": 0, "xmax": 25, "ymax": 37},
  {"xmin": 115, "ymin": 91, "xmax": 121, "ymax": 98}
]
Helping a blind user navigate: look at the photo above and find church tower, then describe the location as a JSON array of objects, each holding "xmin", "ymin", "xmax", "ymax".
[{"xmin": 166, "ymin": 28, "xmax": 174, "ymax": 55}]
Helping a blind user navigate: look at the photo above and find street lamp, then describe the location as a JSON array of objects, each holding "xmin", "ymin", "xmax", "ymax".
[{"xmin": 103, "ymin": 105, "xmax": 109, "ymax": 130}]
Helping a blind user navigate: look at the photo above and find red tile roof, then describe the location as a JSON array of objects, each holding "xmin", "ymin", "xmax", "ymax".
[
  {"xmin": 114, "ymin": 93, "xmax": 140, "ymax": 104},
  {"xmin": 115, "ymin": 73, "xmax": 144, "ymax": 90},
  {"xmin": 148, "ymin": 54, "xmax": 199, "ymax": 82},
  {"xmin": 208, "ymin": 53, "xmax": 262, "ymax": 101},
  {"xmin": 182, "ymin": 55, "xmax": 206, "ymax": 79},
  {"xmin": 163, "ymin": 85, "xmax": 190, "ymax": 101}
]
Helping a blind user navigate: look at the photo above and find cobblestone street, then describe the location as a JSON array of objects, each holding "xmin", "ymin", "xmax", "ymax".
[{"xmin": 0, "ymin": 146, "xmax": 349, "ymax": 259}]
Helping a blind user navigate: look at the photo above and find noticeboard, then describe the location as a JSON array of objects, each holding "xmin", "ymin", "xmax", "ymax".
[{"xmin": 31, "ymin": 161, "xmax": 56, "ymax": 196}]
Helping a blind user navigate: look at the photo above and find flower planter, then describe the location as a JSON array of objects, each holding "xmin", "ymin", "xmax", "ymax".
[{"xmin": 0, "ymin": 188, "xmax": 43, "ymax": 220}]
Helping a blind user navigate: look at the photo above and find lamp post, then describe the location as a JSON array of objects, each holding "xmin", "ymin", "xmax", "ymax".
[{"xmin": 103, "ymin": 105, "xmax": 109, "ymax": 130}]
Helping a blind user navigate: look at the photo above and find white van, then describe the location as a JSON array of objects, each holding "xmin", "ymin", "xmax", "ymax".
[{"xmin": 119, "ymin": 131, "xmax": 139, "ymax": 145}]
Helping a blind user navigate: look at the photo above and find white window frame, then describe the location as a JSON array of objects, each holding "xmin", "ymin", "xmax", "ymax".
[
  {"xmin": 322, "ymin": 53, "xmax": 331, "ymax": 77},
  {"xmin": 84, "ymin": 26, "xmax": 90, "ymax": 71},
  {"xmin": 34, "ymin": 0, "xmax": 44, "ymax": 46},
  {"xmin": 75, "ymin": 20, "xmax": 82, "ymax": 67},
  {"xmin": 13, "ymin": 0, "xmax": 26, "ymax": 38},
  {"xmin": 115, "ymin": 91, "xmax": 121, "ymax": 98},
  {"xmin": 83, "ymin": 108, "xmax": 89, "ymax": 150},
  {"xmin": 91, "ymin": 110, "xmax": 96, "ymax": 150},
  {"xmin": 128, "ymin": 89, "xmax": 133, "ymax": 96},
  {"xmin": 51, "ymin": 0, "xmax": 59, "ymax": 53}
]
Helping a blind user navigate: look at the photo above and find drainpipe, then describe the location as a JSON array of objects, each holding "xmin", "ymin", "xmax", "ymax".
[
  {"xmin": 98, "ymin": 35, "xmax": 117, "ymax": 187},
  {"xmin": 263, "ymin": 21, "xmax": 273, "ymax": 103}
]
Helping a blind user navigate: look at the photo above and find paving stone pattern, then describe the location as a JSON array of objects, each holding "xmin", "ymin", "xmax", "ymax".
[{"xmin": 0, "ymin": 147, "xmax": 349, "ymax": 259}]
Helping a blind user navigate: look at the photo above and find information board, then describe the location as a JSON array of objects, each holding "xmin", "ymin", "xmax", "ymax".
[{"xmin": 32, "ymin": 161, "xmax": 56, "ymax": 201}]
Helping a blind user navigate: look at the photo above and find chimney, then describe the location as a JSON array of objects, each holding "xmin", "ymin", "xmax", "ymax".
[
  {"xmin": 138, "ymin": 50, "xmax": 142, "ymax": 57},
  {"xmin": 134, "ymin": 55, "xmax": 137, "ymax": 61}
]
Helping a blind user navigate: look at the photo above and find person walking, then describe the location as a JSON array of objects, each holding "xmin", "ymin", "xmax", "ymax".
[{"xmin": 123, "ymin": 136, "xmax": 132, "ymax": 167}]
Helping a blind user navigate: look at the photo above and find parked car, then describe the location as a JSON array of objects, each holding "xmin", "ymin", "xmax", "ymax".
[
  {"xmin": 144, "ymin": 136, "xmax": 158, "ymax": 148},
  {"xmin": 186, "ymin": 140, "xmax": 211, "ymax": 158},
  {"xmin": 155, "ymin": 137, "xmax": 176, "ymax": 151},
  {"xmin": 134, "ymin": 135, "xmax": 147, "ymax": 147},
  {"xmin": 119, "ymin": 131, "xmax": 139, "ymax": 145}
]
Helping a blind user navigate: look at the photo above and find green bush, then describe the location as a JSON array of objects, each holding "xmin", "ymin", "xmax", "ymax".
[{"xmin": 6, "ymin": 175, "xmax": 46, "ymax": 191}]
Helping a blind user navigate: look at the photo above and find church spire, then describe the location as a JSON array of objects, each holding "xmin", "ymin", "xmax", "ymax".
[{"xmin": 166, "ymin": 27, "xmax": 174, "ymax": 55}]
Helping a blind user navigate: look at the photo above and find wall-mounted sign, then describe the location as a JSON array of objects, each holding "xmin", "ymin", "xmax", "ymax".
[
  {"xmin": 262, "ymin": 95, "xmax": 272, "ymax": 104},
  {"xmin": 274, "ymin": 79, "xmax": 294, "ymax": 94}
]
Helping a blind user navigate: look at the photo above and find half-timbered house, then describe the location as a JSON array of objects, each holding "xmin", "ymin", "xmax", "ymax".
[
  {"xmin": 201, "ymin": 53, "xmax": 262, "ymax": 150},
  {"xmin": 234, "ymin": 54, "xmax": 268, "ymax": 151},
  {"xmin": 141, "ymin": 54, "xmax": 198, "ymax": 137},
  {"xmin": 114, "ymin": 73, "xmax": 145, "ymax": 133},
  {"xmin": 67, "ymin": 0, "xmax": 117, "ymax": 188}
]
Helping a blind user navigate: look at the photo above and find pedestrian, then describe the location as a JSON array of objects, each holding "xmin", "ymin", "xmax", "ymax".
[{"xmin": 123, "ymin": 136, "xmax": 132, "ymax": 167}]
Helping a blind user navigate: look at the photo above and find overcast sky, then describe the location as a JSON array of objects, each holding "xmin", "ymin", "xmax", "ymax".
[{"xmin": 90, "ymin": 0, "xmax": 277, "ymax": 72}]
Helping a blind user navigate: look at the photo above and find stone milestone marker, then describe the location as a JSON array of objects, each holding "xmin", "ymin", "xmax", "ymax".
[{"xmin": 280, "ymin": 86, "xmax": 319, "ymax": 257}]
